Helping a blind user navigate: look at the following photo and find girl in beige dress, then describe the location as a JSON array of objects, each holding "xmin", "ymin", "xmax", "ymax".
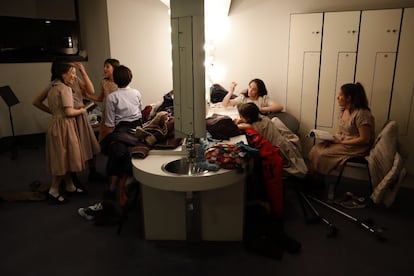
[
  {"xmin": 308, "ymin": 82, "xmax": 375, "ymax": 175},
  {"xmin": 46, "ymin": 63, "xmax": 88, "ymax": 203},
  {"xmin": 33, "ymin": 61, "xmax": 103, "ymax": 186},
  {"xmin": 70, "ymin": 63, "xmax": 101, "ymax": 182}
]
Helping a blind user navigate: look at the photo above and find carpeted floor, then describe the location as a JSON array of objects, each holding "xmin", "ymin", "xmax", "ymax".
[{"xmin": 1, "ymin": 142, "xmax": 414, "ymax": 276}]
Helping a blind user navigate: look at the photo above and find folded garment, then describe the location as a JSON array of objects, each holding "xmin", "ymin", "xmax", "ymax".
[
  {"xmin": 130, "ymin": 143, "xmax": 150, "ymax": 159},
  {"xmin": 153, "ymin": 138, "xmax": 183, "ymax": 149},
  {"xmin": 197, "ymin": 160, "xmax": 220, "ymax": 171}
]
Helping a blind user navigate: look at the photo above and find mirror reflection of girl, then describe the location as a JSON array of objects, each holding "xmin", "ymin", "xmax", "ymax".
[
  {"xmin": 45, "ymin": 63, "xmax": 88, "ymax": 203},
  {"xmin": 222, "ymin": 78, "xmax": 283, "ymax": 114}
]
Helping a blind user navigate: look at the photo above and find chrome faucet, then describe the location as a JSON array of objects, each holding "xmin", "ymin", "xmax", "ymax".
[{"xmin": 185, "ymin": 133, "xmax": 196, "ymax": 160}]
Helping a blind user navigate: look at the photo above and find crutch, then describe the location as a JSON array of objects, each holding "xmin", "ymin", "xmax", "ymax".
[
  {"xmin": 307, "ymin": 194, "xmax": 386, "ymax": 241},
  {"xmin": 297, "ymin": 191, "xmax": 338, "ymax": 238}
]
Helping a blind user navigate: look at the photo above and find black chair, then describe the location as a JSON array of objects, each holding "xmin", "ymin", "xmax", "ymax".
[
  {"xmin": 334, "ymin": 156, "xmax": 372, "ymax": 196},
  {"xmin": 333, "ymin": 120, "xmax": 397, "ymax": 198}
]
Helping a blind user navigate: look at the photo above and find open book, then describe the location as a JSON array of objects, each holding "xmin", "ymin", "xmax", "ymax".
[
  {"xmin": 307, "ymin": 129, "xmax": 336, "ymax": 141},
  {"xmin": 84, "ymin": 101, "xmax": 97, "ymax": 112}
]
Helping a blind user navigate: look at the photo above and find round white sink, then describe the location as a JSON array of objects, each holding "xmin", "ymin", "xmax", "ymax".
[
  {"xmin": 161, "ymin": 158, "xmax": 208, "ymax": 175},
  {"xmin": 132, "ymin": 154, "xmax": 245, "ymax": 192}
]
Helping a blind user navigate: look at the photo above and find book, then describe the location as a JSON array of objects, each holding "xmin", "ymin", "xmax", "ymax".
[
  {"xmin": 84, "ymin": 101, "xmax": 97, "ymax": 112},
  {"xmin": 307, "ymin": 129, "xmax": 336, "ymax": 141}
]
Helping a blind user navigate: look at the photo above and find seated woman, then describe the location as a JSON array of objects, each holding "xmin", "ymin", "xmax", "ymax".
[
  {"xmin": 222, "ymin": 78, "xmax": 283, "ymax": 114},
  {"xmin": 235, "ymin": 102, "xmax": 307, "ymax": 176},
  {"xmin": 308, "ymin": 82, "xmax": 375, "ymax": 179}
]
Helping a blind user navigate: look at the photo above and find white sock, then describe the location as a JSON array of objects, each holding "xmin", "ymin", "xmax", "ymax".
[{"xmin": 49, "ymin": 187, "xmax": 59, "ymax": 197}]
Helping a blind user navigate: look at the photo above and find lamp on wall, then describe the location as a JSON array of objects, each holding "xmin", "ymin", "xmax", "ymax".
[
  {"xmin": 161, "ymin": 0, "xmax": 231, "ymax": 88},
  {"xmin": 166, "ymin": 0, "xmax": 231, "ymax": 138}
]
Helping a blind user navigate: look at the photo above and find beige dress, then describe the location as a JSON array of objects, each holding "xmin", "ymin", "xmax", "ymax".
[
  {"xmin": 46, "ymin": 81, "xmax": 85, "ymax": 175},
  {"xmin": 98, "ymin": 78, "xmax": 118, "ymax": 142},
  {"xmin": 71, "ymin": 78, "xmax": 101, "ymax": 160},
  {"xmin": 308, "ymin": 108, "xmax": 375, "ymax": 175}
]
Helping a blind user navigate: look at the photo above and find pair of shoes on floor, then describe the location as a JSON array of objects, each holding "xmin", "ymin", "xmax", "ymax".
[
  {"xmin": 78, "ymin": 202, "xmax": 103, "ymax": 220},
  {"xmin": 336, "ymin": 192, "xmax": 366, "ymax": 209},
  {"xmin": 48, "ymin": 193, "xmax": 68, "ymax": 204},
  {"xmin": 334, "ymin": 191, "xmax": 354, "ymax": 204}
]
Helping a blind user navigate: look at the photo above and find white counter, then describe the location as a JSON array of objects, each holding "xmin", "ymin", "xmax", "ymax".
[{"xmin": 132, "ymin": 134, "xmax": 247, "ymax": 241}]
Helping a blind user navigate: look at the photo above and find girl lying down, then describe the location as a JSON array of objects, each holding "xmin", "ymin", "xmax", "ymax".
[{"xmin": 235, "ymin": 102, "xmax": 308, "ymax": 176}]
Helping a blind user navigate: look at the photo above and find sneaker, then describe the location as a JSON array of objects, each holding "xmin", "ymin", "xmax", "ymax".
[
  {"xmin": 334, "ymin": 191, "xmax": 354, "ymax": 205},
  {"xmin": 88, "ymin": 202, "xmax": 103, "ymax": 211},
  {"xmin": 78, "ymin": 207, "xmax": 95, "ymax": 220},
  {"xmin": 78, "ymin": 202, "xmax": 103, "ymax": 220},
  {"xmin": 340, "ymin": 196, "xmax": 366, "ymax": 209}
]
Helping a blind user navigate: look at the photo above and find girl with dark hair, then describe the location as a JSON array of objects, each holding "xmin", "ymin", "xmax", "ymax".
[
  {"xmin": 33, "ymin": 60, "xmax": 103, "ymax": 189},
  {"xmin": 222, "ymin": 78, "xmax": 283, "ymax": 114},
  {"xmin": 308, "ymin": 82, "xmax": 375, "ymax": 176},
  {"xmin": 87, "ymin": 58, "xmax": 121, "ymax": 141},
  {"xmin": 235, "ymin": 103, "xmax": 308, "ymax": 176},
  {"xmin": 102, "ymin": 65, "xmax": 143, "ymax": 201},
  {"xmin": 45, "ymin": 62, "xmax": 88, "ymax": 203}
]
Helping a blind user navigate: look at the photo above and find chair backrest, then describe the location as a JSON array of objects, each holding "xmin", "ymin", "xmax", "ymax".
[
  {"xmin": 268, "ymin": 112, "xmax": 300, "ymax": 134},
  {"xmin": 370, "ymin": 120, "xmax": 398, "ymax": 156},
  {"xmin": 366, "ymin": 120, "xmax": 399, "ymax": 181}
]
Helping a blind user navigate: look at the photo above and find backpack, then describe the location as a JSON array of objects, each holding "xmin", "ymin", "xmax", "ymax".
[
  {"xmin": 210, "ymin": 83, "xmax": 237, "ymax": 103},
  {"xmin": 206, "ymin": 113, "xmax": 240, "ymax": 140}
]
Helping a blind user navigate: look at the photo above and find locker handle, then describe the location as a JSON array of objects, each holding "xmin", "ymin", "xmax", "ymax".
[{"xmin": 387, "ymin": 29, "xmax": 399, "ymax": 33}]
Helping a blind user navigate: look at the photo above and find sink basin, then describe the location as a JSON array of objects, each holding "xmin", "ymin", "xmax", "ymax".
[{"xmin": 162, "ymin": 158, "xmax": 209, "ymax": 175}]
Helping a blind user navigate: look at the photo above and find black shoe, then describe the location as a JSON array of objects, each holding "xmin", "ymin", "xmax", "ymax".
[
  {"xmin": 48, "ymin": 193, "xmax": 68, "ymax": 204},
  {"xmin": 244, "ymin": 235, "xmax": 284, "ymax": 260},
  {"xmin": 270, "ymin": 231, "xmax": 302, "ymax": 254},
  {"xmin": 88, "ymin": 171, "xmax": 107, "ymax": 182}
]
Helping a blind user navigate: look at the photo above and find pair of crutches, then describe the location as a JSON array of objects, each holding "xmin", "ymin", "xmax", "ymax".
[{"xmin": 297, "ymin": 191, "xmax": 386, "ymax": 241}]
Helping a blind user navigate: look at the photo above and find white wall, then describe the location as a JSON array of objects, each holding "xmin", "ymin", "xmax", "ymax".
[
  {"xmin": 217, "ymin": 0, "xmax": 414, "ymax": 108},
  {"xmin": 0, "ymin": 0, "xmax": 111, "ymax": 137},
  {"xmin": 106, "ymin": 0, "xmax": 173, "ymax": 106},
  {"xmin": 1, "ymin": 0, "xmax": 413, "ymax": 138}
]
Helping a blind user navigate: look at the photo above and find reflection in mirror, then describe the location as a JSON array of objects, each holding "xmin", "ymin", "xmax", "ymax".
[{"xmin": 170, "ymin": 0, "xmax": 206, "ymax": 139}]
